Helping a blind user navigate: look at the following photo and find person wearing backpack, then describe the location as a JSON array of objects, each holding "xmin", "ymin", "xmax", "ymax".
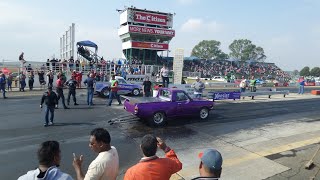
[{"xmin": 65, "ymin": 76, "xmax": 79, "ymax": 106}]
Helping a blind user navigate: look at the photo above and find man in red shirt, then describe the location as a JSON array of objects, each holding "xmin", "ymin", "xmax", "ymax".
[
  {"xmin": 124, "ymin": 135, "xmax": 182, "ymax": 180},
  {"xmin": 76, "ymin": 72, "xmax": 82, "ymax": 88},
  {"xmin": 56, "ymin": 76, "xmax": 69, "ymax": 109}
]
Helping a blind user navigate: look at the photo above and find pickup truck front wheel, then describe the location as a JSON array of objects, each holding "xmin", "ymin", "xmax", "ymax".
[
  {"xmin": 149, "ymin": 112, "xmax": 166, "ymax": 127},
  {"xmin": 199, "ymin": 108, "xmax": 209, "ymax": 119}
]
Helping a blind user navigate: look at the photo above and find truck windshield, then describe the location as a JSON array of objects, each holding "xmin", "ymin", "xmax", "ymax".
[{"xmin": 159, "ymin": 89, "xmax": 171, "ymax": 101}]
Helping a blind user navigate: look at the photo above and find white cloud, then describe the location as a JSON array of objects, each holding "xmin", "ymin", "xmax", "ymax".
[{"xmin": 180, "ymin": 18, "xmax": 222, "ymax": 33}]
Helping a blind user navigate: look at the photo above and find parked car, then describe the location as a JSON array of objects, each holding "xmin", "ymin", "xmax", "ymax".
[
  {"xmin": 211, "ymin": 76, "xmax": 226, "ymax": 82},
  {"xmin": 95, "ymin": 76, "xmax": 142, "ymax": 98},
  {"xmin": 123, "ymin": 88, "xmax": 214, "ymax": 126}
]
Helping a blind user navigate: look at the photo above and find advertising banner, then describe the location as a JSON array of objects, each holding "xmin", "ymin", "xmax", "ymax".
[
  {"xmin": 128, "ymin": 26, "xmax": 175, "ymax": 37},
  {"xmin": 123, "ymin": 9, "xmax": 173, "ymax": 27},
  {"xmin": 134, "ymin": 11, "xmax": 168, "ymax": 25},
  {"xmin": 209, "ymin": 92, "xmax": 241, "ymax": 100},
  {"xmin": 131, "ymin": 41, "xmax": 169, "ymax": 50}
]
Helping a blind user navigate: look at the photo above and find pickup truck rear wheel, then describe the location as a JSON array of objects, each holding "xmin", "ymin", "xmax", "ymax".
[
  {"xmin": 99, "ymin": 88, "xmax": 110, "ymax": 98},
  {"xmin": 199, "ymin": 107, "xmax": 209, "ymax": 119},
  {"xmin": 132, "ymin": 88, "xmax": 140, "ymax": 96},
  {"xmin": 149, "ymin": 112, "xmax": 166, "ymax": 127}
]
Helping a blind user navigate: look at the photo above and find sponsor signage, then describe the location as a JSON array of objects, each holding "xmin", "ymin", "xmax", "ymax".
[
  {"xmin": 122, "ymin": 9, "xmax": 173, "ymax": 27},
  {"xmin": 209, "ymin": 92, "xmax": 241, "ymax": 100},
  {"xmin": 128, "ymin": 26, "xmax": 175, "ymax": 37},
  {"xmin": 134, "ymin": 11, "xmax": 168, "ymax": 25},
  {"xmin": 131, "ymin": 41, "xmax": 169, "ymax": 50},
  {"xmin": 126, "ymin": 75, "xmax": 146, "ymax": 84}
]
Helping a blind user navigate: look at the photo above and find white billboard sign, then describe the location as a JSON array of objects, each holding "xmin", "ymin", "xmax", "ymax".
[{"xmin": 173, "ymin": 48, "xmax": 184, "ymax": 84}]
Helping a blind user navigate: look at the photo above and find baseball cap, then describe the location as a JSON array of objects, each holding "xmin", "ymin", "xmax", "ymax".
[{"xmin": 199, "ymin": 149, "xmax": 223, "ymax": 170}]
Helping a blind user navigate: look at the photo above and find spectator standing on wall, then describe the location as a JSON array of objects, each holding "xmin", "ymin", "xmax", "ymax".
[
  {"xmin": 160, "ymin": 64, "xmax": 170, "ymax": 88},
  {"xmin": 19, "ymin": 52, "xmax": 26, "ymax": 70},
  {"xmin": 192, "ymin": 77, "xmax": 205, "ymax": 98}
]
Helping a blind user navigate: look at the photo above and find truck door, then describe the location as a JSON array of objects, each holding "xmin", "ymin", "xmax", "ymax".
[{"xmin": 175, "ymin": 92, "xmax": 194, "ymax": 115}]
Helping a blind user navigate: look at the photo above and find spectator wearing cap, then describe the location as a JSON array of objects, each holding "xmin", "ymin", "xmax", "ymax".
[
  {"xmin": 192, "ymin": 149, "xmax": 223, "ymax": 180},
  {"xmin": 40, "ymin": 86, "xmax": 58, "ymax": 127},
  {"xmin": 124, "ymin": 135, "xmax": 182, "ymax": 180}
]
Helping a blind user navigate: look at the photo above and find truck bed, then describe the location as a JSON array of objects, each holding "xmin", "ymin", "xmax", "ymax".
[{"xmin": 122, "ymin": 96, "xmax": 169, "ymax": 104}]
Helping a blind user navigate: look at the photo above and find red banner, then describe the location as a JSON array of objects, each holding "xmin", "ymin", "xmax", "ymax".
[
  {"xmin": 129, "ymin": 26, "xmax": 175, "ymax": 37},
  {"xmin": 131, "ymin": 42, "xmax": 169, "ymax": 50},
  {"xmin": 134, "ymin": 12, "xmax": 168, "ymax": 25}
]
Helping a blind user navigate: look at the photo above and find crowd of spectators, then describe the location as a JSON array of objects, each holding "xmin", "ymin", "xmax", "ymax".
[
  {"xmin": 18, "ymin": 128, "xmax": 223, "ymax": 180},
  {"xmin": 183, "ymin": 59, "xmax": 290, "ymax": 81}
]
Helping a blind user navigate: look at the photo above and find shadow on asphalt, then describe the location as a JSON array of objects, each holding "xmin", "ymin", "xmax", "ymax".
[{"xmin": 52, "ymin": 122, "xmax": 95, "ymax": 126}]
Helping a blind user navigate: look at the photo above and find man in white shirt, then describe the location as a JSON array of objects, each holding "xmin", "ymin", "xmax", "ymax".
[
  {"xmin": 73, "ymin": 128, "xmax": 119, "ymax": 180},
  {"xmin": 160, "ymin": 64, "xmax": 169, "ymax": 87}
]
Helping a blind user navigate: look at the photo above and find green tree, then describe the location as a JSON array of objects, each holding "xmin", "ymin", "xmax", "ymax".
[
  {"xmin": 191, "ymin": 40, "xmax": 228, "ymax": 60},
  {"xmin": 310, "ymin": 67, "xmax": 320, "ymax": 77},
  {"xmin": 229, "ymin": 39, "xmax": 266, "ymax": 61},
  {"xmin": 300, "ymin": 66, "xmax": 310, "ymax": 76},
  {"xmin": 292, "ymin": 70, "xmax": 299, "ymax": 76}
]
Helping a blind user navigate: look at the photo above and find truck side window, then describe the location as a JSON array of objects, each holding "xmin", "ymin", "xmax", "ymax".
[{"xmin": 176, "ymin": 92, "xmax": 188, "ymax": 101}]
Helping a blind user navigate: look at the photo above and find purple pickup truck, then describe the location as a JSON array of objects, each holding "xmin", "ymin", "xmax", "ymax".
[{"xmin": 123, "ymin": 88, "xmax": 214, "ymax": 126}]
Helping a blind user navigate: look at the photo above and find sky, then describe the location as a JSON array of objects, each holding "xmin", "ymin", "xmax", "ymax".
[{"xmin": 0, "ymin": 0, "xmax": 319, "ymax": 71}]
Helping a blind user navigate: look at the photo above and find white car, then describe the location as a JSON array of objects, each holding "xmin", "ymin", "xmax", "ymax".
[{"xmin": 211, "ymin": 76, "xmax": 226, "ymax": 82}]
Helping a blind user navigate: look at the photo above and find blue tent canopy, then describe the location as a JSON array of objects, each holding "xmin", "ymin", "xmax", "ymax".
[{"xmin": 76, "ymin": 40, "xmax": 98, "ymax": 50}]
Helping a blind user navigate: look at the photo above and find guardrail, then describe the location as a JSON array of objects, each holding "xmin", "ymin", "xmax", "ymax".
[
  {"xmin": 241, "ymin": 90, "xmax": 289, "ymax": 100},
  {"xmin": 208, "ymin": 90, "xmax": 290, "ymax": 101}
]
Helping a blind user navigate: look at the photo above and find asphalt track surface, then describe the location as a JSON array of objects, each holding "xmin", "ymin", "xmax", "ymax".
[{"xmin": 1, "ymin": 90, "xmax": 320, "ymax": 179}]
